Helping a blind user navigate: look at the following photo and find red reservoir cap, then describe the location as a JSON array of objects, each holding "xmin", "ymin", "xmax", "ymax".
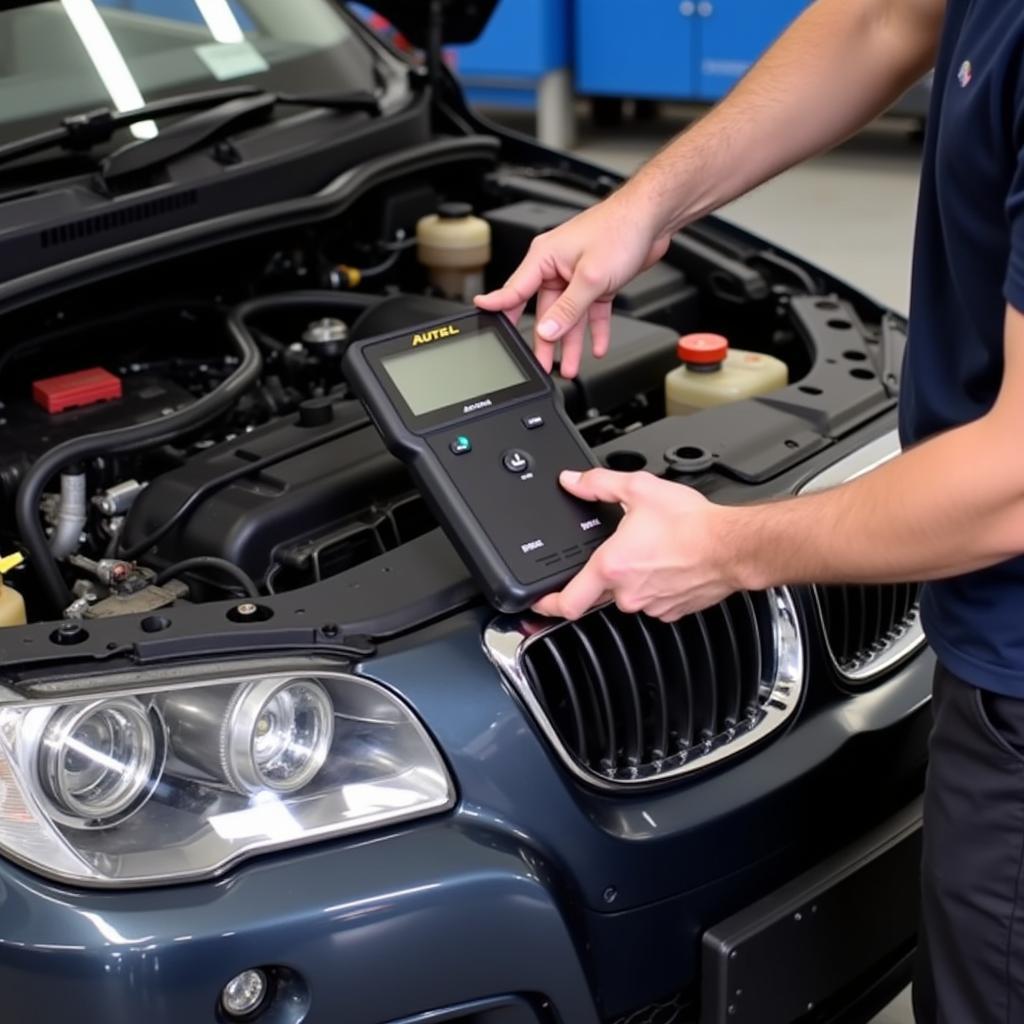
[
  {"xmin": 33, "ymin": 367, "xmax": 123, "ymax": 414},
  {"xmin": 677, "ymin": 333, "xmax": 729, "ymax": 366}
]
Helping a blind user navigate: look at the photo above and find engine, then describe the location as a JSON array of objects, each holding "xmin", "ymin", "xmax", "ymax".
[{"xmin": 0, "ymin": 181, "xmax": 808, "ymax": 626}]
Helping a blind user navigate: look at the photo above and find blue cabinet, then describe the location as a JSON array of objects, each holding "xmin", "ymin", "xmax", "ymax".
[
  {"xmin": 698, "ymin": 0, "xmax": 808, "ymax": 99},
  {"xmin": 575, "ymin": 0, "xmax": 695, "ymax": 99},
  {"xmin": 575, "ymin": 0, "xmax": 810, "ymax": 102}
]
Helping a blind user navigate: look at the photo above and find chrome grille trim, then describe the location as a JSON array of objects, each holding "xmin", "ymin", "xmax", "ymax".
[
  {"xmin": 800, "ymin": 429, "xmax": 928, "ymax": 681},
  {"xmin": 812, "ymin": 585, "xmax": 924, "ymax": 682},
  {"xmin": 483, "ymin": 588, "xmax": 804, "ymax": 790}
]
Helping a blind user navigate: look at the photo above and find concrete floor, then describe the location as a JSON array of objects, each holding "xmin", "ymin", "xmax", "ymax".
[{"xmin": 488, "ymin": 102, "xmax": 925, "ymax": 1024}]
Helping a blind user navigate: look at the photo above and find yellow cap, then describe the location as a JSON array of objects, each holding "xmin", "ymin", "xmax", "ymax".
[
  {"xmin": 335, "ymin": 264, "xmax": 362, "ymax": 289},
  {"xmin": 0, "ymin": 552, "xmax": 24, "ymax": 576}
]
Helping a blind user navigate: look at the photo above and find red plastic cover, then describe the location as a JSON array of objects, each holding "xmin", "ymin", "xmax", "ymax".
[{"xmin": 32, "ymin": 367, "xmax": 123, "ymax": 414}]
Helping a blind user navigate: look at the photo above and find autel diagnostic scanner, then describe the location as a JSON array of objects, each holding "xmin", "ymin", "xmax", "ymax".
[{"xmin": 343, "ymin": 311, "xmax": 621, "ymax": 612}]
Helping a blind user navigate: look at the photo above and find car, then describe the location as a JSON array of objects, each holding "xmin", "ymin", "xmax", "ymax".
[{"xmin": 0, "ymin": 3, "xmax": 931, "ymax": 1023}]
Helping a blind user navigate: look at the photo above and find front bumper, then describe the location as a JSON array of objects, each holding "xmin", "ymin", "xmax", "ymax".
[
  {"xmin": 0, "ymin": 612, "xmax": 931, "ymax": 1023},
  {"xmin": 0, "ymin": 794, "xmax": 922, "ymax": 1024},
  {"xmin": 0, "ymin": 819, "xmax": 600, "ymax": 1024}
]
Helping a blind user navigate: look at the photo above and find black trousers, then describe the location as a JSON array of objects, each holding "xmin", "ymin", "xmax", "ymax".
[{"xmin": 913, "ymin": 664, "xmax": 1024, "ymax": 1023}]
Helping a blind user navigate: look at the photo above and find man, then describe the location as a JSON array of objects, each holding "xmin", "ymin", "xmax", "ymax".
[{"xmin": 475, "ymin": 1, "xmax": 1024, "ymax": 1020}]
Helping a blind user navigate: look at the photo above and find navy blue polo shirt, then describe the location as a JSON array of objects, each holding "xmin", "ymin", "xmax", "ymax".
[{"xmin": 899, "ymin": 0, "xmax": 1024, "ymax": 693}]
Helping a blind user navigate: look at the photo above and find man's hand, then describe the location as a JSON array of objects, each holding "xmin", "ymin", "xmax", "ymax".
[
  {"xmin": 535, "ymin": 305, "xmax": 1024, "ymax": 624},
  {"xmin": 533, "ymin": 469, "xmax": 740, "ymax": 621},
  {"xmin": 474, "ymin": 195, "xmax": 669, "ymax": 379}
]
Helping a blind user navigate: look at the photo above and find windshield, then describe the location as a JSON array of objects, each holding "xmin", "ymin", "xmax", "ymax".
[{"xmin": 0, "ymin": 1, "xmax": 380, "ymax": 144}]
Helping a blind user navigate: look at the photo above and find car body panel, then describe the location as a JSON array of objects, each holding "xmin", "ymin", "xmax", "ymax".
[{"xmin": 0, "ymin": 818, "xmax": 599, "ymax": 1023}]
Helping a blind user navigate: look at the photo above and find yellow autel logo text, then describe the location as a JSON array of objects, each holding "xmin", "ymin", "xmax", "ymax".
[{"xmin": 412, "ymin": 324, "xmax": 461, "ymax": 346}]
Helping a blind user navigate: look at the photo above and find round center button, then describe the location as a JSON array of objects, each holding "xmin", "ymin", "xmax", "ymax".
[{"xmin": 502, "ymin": 449, "xmax": 532, "ymax": 473}]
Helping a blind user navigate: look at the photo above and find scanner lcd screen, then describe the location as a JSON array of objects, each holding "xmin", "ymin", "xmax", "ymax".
[{"xmin": 381, "ymin": 330, "xmax": 528, "ymax": 416}]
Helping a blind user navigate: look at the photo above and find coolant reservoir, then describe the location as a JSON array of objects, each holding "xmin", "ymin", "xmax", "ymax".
[
  {"xmin": 0, "ymin": 552, "xmax": 26, "ymax": 627},
  {"xmin": 416, "ymin": 202, "xmax": 492, "ymax": 301},
  {"xmin": 665, "ymin": 333, "xmax": 788, "ymax": 416}
]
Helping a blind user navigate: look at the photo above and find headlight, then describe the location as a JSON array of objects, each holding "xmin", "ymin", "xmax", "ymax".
[
  {"xmin": 160, "ymin": 678, "xmax": 335, "ymax": 795},
  {"xmin": 0, "ymin": 666, "xmax": 453, "ymax": 887},
  {"xmin": 28, "ymin": 697, "xmax": 163, "ymax": 828}
]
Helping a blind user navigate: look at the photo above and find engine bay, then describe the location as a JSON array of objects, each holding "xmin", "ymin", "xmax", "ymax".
[{"xmin": 0, "ymin": 154, "xmax": 900, "ymax": 629}]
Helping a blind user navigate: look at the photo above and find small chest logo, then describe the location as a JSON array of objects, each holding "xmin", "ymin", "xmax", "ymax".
[{"xmin": 958, "ymin": 60, "xmax": 973, "ymax": 88}]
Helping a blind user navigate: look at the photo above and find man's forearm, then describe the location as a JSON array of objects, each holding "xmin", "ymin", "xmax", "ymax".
[
  {"xmin": 724, "ymin": 416, "xmax": 1024, "ymax": 591},
  {"xmin": 626, "ymin": 0, "xmax": 945, "ymax": 238}
]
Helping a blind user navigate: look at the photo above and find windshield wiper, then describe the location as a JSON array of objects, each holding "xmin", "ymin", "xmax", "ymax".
[
  {"xmin": 101, "ymin": 87, "xmax": 380, "ymax": 181},
  {"xmin": 0, "ymin": 85, "xmax": 381, "ymax": 176}
]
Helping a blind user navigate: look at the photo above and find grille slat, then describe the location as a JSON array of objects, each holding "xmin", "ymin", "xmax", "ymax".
[
  {"xmin": 685, "ymin": 612, "xmax": 719, "ymax": 742},
  {"xmin": 632, "ymin": 615, "xmax": 671, "ymax": 761},
  {"xmin": 899, "ymin": 582, "xmax": 914, "ymax": 621},
  {"xmin": 661, "ymin": 620, "xmax": 696, "ymax": 752},
  {"xmin": 503, "ymin": 590, "xmax": 803, "ymax": 786},
  {"xmin": 736, "ymin": 591, "xmax": 764, "ymax": 716},
  {"xmin": 814, "ymin": 581, "xmax": 924, "ymax": 681},
  {"xmin": 710, "ymin": 601, "xmax": 743, "ymax": 728},
  {"xmin": 571, "ymin": 623, "xmax": 619, "ymax": 771},
  {"xmin": 596, "ymin": 610, "xmax": 646, "ymax": 770},
  {"xmin": 856, "ymin": 585, "xmax": 870, "ymax": 661},
  {"xmin": 533, "ymin": 638, "xmax": 589, "ymax": 765},
  {"xmin": 836, "ymin": 585, "xmax": 851, "ymax": 664}
]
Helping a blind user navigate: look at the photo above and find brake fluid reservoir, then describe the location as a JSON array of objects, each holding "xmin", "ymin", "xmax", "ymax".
[
  {"xmin": 0, "ymin": 552, "xmax": 26, "ymax": 627},
  {"xmin": 416, "ymin": 202, "xmax": 491, "ymax": 301},
  {"xmin": 665, "ymin": 334, "xmax": 789, "ymax": 416}
]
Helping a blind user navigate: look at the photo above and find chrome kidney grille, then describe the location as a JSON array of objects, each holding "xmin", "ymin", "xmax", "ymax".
[
  {"xmin": 484, "ymin": 589, "xmax": 803, "ymax": 788},
  {"xmin": 814, "ymin": 582, "xmax": 924, "ymax": 682},
  {"xmin": 799, "ymin": 431, "xmax": 927, "ymax": 682}
]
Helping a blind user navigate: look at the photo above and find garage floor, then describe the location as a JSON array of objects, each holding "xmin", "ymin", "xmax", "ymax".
[{"xmin": 490, "ymin": 102, "xmax": 925, "ymax": 1024}]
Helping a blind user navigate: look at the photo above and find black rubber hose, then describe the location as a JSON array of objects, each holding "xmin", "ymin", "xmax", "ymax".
[
  {"xmin": 153, "ymin": 556, "xmax": 258, "ymax": 598},
  {"xmin": 16, "ymin": 317, "xmax": 262, "ymax": 616}
]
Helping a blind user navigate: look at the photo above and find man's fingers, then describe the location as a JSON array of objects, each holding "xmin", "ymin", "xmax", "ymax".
[
  {"xmin": 559, "ymin": 317, "xmax": 588, "ymax": 379},
  {"xmin": 534, "ymin": 285, "xmax": 563, "ymax": 372},
  {"xmin": 533, "ymin": 564, "xmax": 610, "ymax": 620},
  {"xmin": 474, "ymin": 258, "xmax": 546, "ymax": 314},
  {"xmin": 559, "ymin": 467, "xmax": 637, "ymax": 506},
  {"xmin": 505, "ymin": 301, "xmax": 528, "ymax": 327},
  {"xmin": 589, "ymin": 300, "xmax": 612, "ymax": 359},
  {"xmin": 535, "ymin": 264, "xmax": 610, "ymax": 344}
]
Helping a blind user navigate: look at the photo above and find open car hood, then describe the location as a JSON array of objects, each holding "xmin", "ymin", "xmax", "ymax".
[{"xmin": 351, "ymin": 0, "xmax": 499, "ymax": 47}]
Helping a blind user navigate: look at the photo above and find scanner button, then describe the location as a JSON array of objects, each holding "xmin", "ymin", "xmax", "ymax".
[
  {"xmin": 449, "ymin": 435, "xmax": 472, "ymax": 455},
  {"xmin": 522, "ymin": 414, "xmax": 545, "ymax": 430},
  {"xmin": 502, "ymin": 449, "xmax": 532, "ymax": 473}
]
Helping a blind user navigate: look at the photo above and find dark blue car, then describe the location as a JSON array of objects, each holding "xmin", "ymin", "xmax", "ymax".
[{"xmin": 0, "ymin": 3, "xmax": 929, "ymax": 1022}]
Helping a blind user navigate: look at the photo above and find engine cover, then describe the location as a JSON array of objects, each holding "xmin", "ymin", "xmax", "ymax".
[{"xmin": 121, "ymin": 397, "xmax": 411, "ymax": 581}]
